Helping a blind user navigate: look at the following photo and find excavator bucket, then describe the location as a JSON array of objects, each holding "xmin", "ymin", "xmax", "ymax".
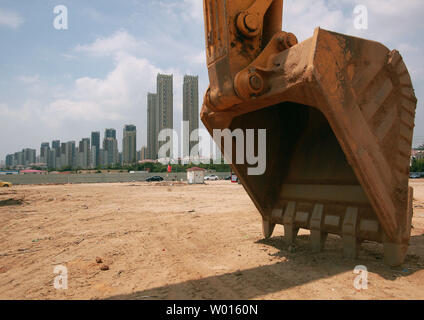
[{"xmin": 201, "ymin": 0, "xmax": 417, "ymax": 266}]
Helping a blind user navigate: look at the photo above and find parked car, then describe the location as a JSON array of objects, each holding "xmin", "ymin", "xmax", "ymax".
[
  {"xmin": 224, "ymin": 175, "xmax": 232, "ymax": 180},
  {"xmin": 146, "ymin": 176, "xmax": 164, "ymax": 182},
  {"xmin": 0, "ymin": 181, "xmax": 12, "ymax": 187},
  {"xmin": 204, "ymin": 175, "xmax": 219, "ymax": 181},
  {"xmin": 410, "ymin": 172, "xmax": 421, "ymax": 179}
]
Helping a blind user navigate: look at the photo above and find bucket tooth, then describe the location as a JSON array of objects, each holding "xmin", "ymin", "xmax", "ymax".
[
  {"xmin": 282, "ymin": 202, "xmax": 297, "ymax": 243},
  {"xmin": 383, "ymin": 242, "xmax": 408, "ymax": 267},
  {"xmin": 310, "ymin": 230, "xmax": 328, "ymax": 253},
  {"xmin": 383, "ymin": 234, "xmax": 408, "ymax": 267},
  {"xmin": 342, "ymin": 207, "xmax": 361, "ymax": 259},
  {"xmin": 342, "ymin": 236, "xmax": 361, "ymax": 260},
  {"xmin": 309, "ymin": 203, "xmax": 326, "ymax": 252},
  {"xmin": 262, "ymin": 219, "xmax": 276, "ymax": 239},
  {"xmin": 283, "ymin": 225, "xmax": 299, "ymax": 244}
]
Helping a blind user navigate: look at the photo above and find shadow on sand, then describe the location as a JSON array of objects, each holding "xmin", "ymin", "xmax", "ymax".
[{"xmin": 106, "ymin": 233, "xmax": 424, "ymax": 300}]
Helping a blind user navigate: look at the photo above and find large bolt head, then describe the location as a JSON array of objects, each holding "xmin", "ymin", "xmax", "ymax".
[
  {"xmin": 277, "ymin": 32, "xmax": 298, "ymax": 51},
  {"xmin": 286, "ymin": 33, "xmax": 298, "ymax": 47},
  {"xmin": 244, "ymin": 14, "xmax": 259, "ymax": 31},
  {"xmin": 249, "ymin": 74, "xmax": 263, "ymax": 92}
]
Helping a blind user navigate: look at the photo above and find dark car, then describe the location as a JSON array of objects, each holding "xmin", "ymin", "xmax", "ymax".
[
  {"xmin": 224, "ymin": 175, "xmax": 232, "ymax": 180},
  {"xmin": 146, "ymin": 176, "xmax": 164, "ymax": 182}
]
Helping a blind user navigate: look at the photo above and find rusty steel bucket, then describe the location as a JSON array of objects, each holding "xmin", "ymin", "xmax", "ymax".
[{"xmin": 201, "ymin": 0, "xmax": 417, "ymax": 266}]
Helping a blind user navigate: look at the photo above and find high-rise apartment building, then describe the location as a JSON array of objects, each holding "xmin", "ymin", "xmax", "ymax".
[
  {"xmin": 123, "ymin": 125, "xmax": 137, "ymax": 165},
  {"xmin": 147, "ymin": 93, "xmax": 158, "ymax": 159},
  {"xmin": 183, "ymin": 75, "xmax": 199, "ymax": 158},
  {"xmin": 103, "ymin": 129, "xmax": 118, "ymax": 166},
  {"xmin": 40, "ymin": 142, "xmax": 50, "ymax": 164},
  {"xmin": 77, "ymin": 138, "xmax": 90, "ymax": 169},
  {"xmin": 99, "ymin": 149, "xmax": 109, "ymax": 167},
  {"xmin": 157, "ymin": 73, "xmax": 173, "ymax": 158},
  {"xmin": 14, "ymin": 151, "xmax": 23, "ymax": 166},
  {"xmin": 59, "ymin": 141, "xmax": 75, "ymax": 168},
  {"xmin": 60, "ymin": 143, "xmax": 66, "ymax": 168},
  {"xmin": 91, "ymin": 132, "xmax": 100, "ymax": 167},
  {"xmin": 66, "ymin": 141, "xmax": 76, "ymax": 168},
  {"xmin": 22, "ymin": 148, "xmax": 36, "ymax": 166},
  {"xmin": 105, "ymin": 128, "xmax": 116, "ymax": 139},
  {"xmin": 52, "ymin": 140, "xmax": 61, "ymax": 168},
  {"xmin": 140, "ymin": 146, "xmax": 147, "ymax": 161},
  {"xmin": 5, "ymin": 154, "xmax": 13, "ymax": 168},
  {"xmin": 48, "ymin": 149, "xmax": 56, "ymax": 169},
  {"xmin": 52, "ymin": 140, "xmax": 60, "ymax": 150}
]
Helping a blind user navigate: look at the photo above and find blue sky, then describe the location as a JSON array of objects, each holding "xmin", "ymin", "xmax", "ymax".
[{"xmin": 0, "ymin": 0, "xmax": 423, "ymax": 160}]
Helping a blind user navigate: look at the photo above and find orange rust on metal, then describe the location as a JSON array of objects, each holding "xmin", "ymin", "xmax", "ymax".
[{"xmin": 201, "ymin": 0, "xmax": 417, "ymax": 266}]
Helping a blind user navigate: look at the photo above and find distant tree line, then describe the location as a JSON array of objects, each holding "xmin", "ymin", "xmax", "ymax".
[
  {"xmin": 49, "ymin": 161, "xmax": 232, "ymax": 173},
  {"xmin": 410, "ymin": 158, "xmax": 424, "ymax": 173}
]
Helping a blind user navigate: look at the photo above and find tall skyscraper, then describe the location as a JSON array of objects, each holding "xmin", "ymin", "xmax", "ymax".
[
  {"xmin": 147, "ymin": 93, "xmax": 158, "ymax": 159},
  {"xmin": 157, "ymin": 73, "xmax": 173, "ymax": 158},
  {"xmin": 48, "ymin": 149, "xmax": 56, "ymax": 169},
  {"xmin": 52, "ymin": 140, "xmax": 61, "ymax": 150},
  {"xmin": 14, "ymin": 151, "xmax": 23, "ymax": 166},
  {"xmin": 77, "ymin": 138, "xmax": 90, "ymax": 169},
  {"xmin": 103, "ymin": 129, "xmax": 118, "ymax": 166},
  {"xmin": 22, "ymin": 148, "xmax": 36, "ymax": 165},
  {"xmin": 140, "ymin": 146, "xmax": 147, "ymax": 161},
  {"xmin": 40, "ymin": 142, "xmax": 50, "ymax": 164},
  {"xmin": 58, "ymin": 142, "xmax": 75, "ymax": 168},
  {"xmin": 52, "ymin": 140, "xmax": 61, "ymax": 168},
  {"xmin": 183, "ymin": 75, "xmax": 199, "ymax": 158},
  {"xmin": 123, "ymin": 125, "xmax": 137, "ymax": 165},
  {"xmin": 105, "ymin": 128, "xmax": 116, "ymax": 139},
  {"xmin": 60, "ymin": 143, "xmax": 67, "ymax": 168},
  {"xmin": 91, "ymin": 131, "xmax": 100, "ymax": 167},
  {"xmin": 63, "ymin": 141, "xmax": 75, "ymax": 168},
  {"xmin": 5, "ymin": 154, "xmax": 13, "ymax": 168}
]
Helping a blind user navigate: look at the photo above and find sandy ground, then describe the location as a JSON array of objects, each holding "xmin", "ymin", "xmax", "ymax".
[{"xmin": 0, "ymin": 180, "xmax": 423, "ymax": 300}]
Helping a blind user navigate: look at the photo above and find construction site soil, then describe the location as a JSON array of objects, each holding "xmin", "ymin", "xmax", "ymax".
[{"xmin": 0, "ymin": 181, "xmax": 423, "ymax": 299}]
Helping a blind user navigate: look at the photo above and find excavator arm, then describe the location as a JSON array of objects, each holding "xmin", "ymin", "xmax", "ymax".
[
  {"xmin": 201, "ymin": 0, "xmax": 417, "ymax": 266},
  {"xmin": 204, "ymin": 0, "xmax": 295, "ymax": 110}
]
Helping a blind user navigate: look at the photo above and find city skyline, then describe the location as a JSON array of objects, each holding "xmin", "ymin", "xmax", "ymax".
[
  {"xmin": 1, "ymin": 2, "xmax": 422, "ymax": 161},
  {"xmin": 3, "ymin": 73, "xmax": 200, "ymax": 169},
  {"xmin": 4, "ymin": 124, "xmax": 142, "ymax": 169}
]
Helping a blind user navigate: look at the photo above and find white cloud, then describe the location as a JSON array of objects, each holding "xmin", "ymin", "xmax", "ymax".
[
  {"xmin": 397, "ymin": 43, "xmax": 424, "ymax": 82},
  {"xmin": 284, "ymin": 0, "xmax": 346, "ymax": 41},
  {"xmin": 182, "ymin": 0, "xmax": 203, "ymax": 21},
  {"xmin": 17, "ymin": 74, "xmax": 40, "ymax": 84},
  {"xmin": 75, "ymin": 30, "xmax": 147, "ymax": 57},
  {"xmin": 46, "ymin": 54, "xmax": 161, "ymax": 124},
  {"xmin": 0, "ymin": 100, "xmax": 41, "ymax": 122},
  {"xmin": 185, "ymin": 50, "xmax": 206, "ymax": 66},
  {"xmin": 0, "ymin": 8, "xmax": 24, "ymax": 29}
]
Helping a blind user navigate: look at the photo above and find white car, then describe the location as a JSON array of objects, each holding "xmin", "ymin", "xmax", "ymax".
[{"xmin": 204, "ymin": 175, "xmax": 219, "ymax": 181}]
